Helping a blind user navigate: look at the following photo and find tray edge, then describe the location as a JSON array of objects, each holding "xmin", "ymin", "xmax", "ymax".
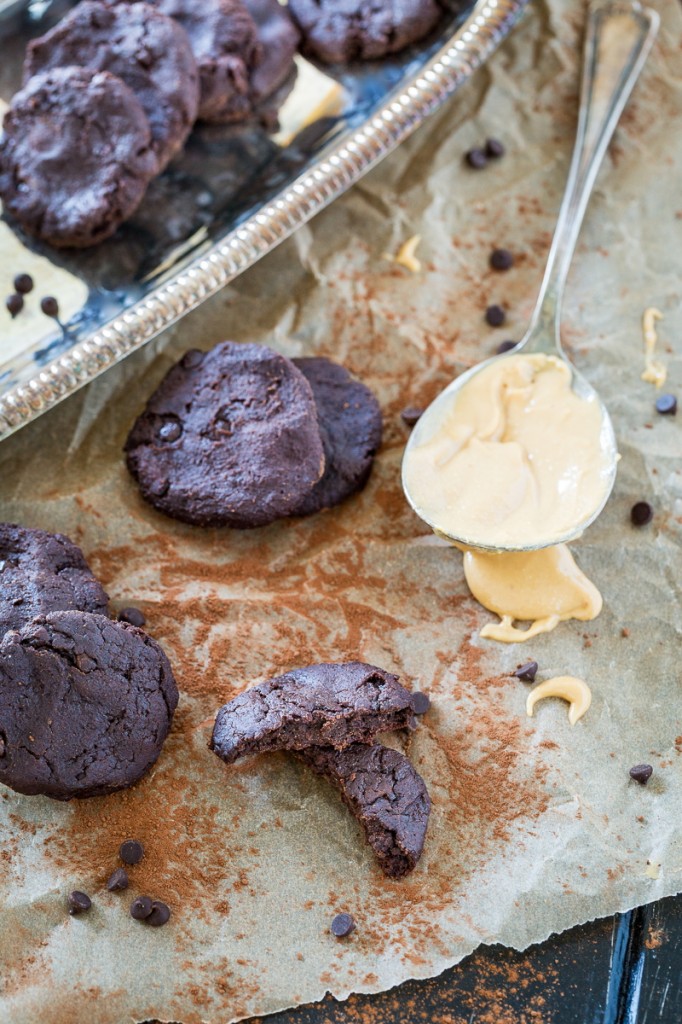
[{"xmin": 0, "ymin": 0, "xmax": 529, "ymax": 441}]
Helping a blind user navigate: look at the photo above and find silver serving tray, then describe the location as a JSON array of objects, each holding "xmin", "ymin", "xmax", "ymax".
[{"xmin": 0, "ymin": 0, "xmax": 528, "ymax": 440}]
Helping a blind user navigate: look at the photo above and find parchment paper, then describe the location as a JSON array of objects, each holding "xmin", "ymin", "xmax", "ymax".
[{"xmin": 1, "ymin": 1, "xmax": 681, "ymax": 1021}]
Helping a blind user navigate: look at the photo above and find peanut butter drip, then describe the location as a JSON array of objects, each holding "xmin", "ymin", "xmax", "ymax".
[{"xmin": 462, "ymin": 544, "xmax": 602, "ymax": 643}]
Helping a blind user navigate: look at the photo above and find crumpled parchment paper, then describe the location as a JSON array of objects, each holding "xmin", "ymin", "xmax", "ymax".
[{"xmin": 0, "ymin": 1, "xmax": 680, "ymax": 1022}]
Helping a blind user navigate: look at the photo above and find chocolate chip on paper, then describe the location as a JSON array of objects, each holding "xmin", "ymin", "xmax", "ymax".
[
  {"xmin": 119, "ymin": 839, "xmax": 144, "ymax": 865},
  {"xmin": 68, "ymin": 891, "xmax": 92, "ymax": 915},
  {"xmin": 106, "ymin": 868, "xmax": 129, "ymax": 892},
  {"xmin": 330, "ymin": 913, "xmax": 355, "ymax": 938},
  {"xmin": 130, "ymin": 896, "xmax": 154, "ymax": 920},
  {"xmin": 629, "ymin": 764, "xmax": 653, "ymax": 785}
]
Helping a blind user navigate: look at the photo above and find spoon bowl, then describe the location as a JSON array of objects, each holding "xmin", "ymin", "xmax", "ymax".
[
  {"xmin": 402, "ymin": 0, "xmax": 658, "ymax": 554},
  {"xmin": 402, "ymin": 348, "xmax": 619, "ymax": 553}
]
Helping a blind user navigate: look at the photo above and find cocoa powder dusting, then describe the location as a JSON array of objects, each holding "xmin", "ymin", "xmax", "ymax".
[{"xmin": 52, "ymin": 427, "xmax": 558, "ymax": 1017}]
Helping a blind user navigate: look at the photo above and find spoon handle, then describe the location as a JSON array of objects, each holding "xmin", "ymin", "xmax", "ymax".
[{"xmin": 524, "ymin": 0, "xmax": 659, "ymax": 352}]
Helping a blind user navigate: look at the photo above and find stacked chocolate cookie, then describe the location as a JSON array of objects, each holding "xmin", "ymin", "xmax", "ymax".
[
  {"xmin": 0, "ymin": 0, "xmax": 299, "ymax": 248},
  {"xmin": 124, "ymin": 341, "xmax": 383, "ymax": 528},
  {"xmin": 211, "ymin": 662, "xmax": 432, "ymax": 878},
  {"xmin": 0, "ymin": 523, "xmax": 178, "ymax": 799},
  {"xmin": 289, "ymin": 0, "xmax": 451, "ymax": 64}
]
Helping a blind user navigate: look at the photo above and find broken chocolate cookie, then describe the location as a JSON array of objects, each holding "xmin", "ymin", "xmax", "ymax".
[
  {"xmin": 211, "ymin": 661, "xmax": 416, "ymax": 765},
  {"xmin": 296, "ymin": 743, "xmax": 431, "ymax": 878}
]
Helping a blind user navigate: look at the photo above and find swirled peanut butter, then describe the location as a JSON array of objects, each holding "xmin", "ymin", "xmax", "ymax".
[
  {"xmin": 461, "ymin": 543, "xmax": 602, "ymax": 643},
  {"xmin": 403, "ymin": 353, "xmax": 612, "ymax": 550}
]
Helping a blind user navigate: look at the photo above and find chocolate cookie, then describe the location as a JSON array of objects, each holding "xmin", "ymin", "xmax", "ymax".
[
  {"xmin": 109, "ymin": 0, "xmax": 262, "ymax": 123},
  {"xmin": 0, "ymin": 611, "xmax": 178, "ymax": 800},
  {"xmin": 0, "ymin": 523, "xmax": 109, "ymax": 637},
  {"xmin": 244, "ymin": 0, "xmax": 300, "ymax": 106},
  {"xmin": 124, "ymin": 342, "xmax": 325, "ymax": 528},
  {"xmin": 0, "ymin": 68, "xmax": 157, "ymax": 248},
  {"xmin": 211, "ymin": 661, "xmax": 416, "ymax": 765},
  {"xmin": 288, "ymin": 0, "xmax": 444, "ymax": 63},
  {"xmin": 290, "ymin": 357, "xmax": 382, "ymax": 516},
  {"xmin": 296, "ymin": 743, "xmax": 431, "ymax": 878},
  {"xmin": 24, "ymin": 1, "xmax": 200, "ymax": 172}
]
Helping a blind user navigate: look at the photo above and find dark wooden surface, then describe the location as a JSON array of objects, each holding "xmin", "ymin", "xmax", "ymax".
[{"xmin": 250, "ymin": 896, "xmax": 682, "ymax": 1024}]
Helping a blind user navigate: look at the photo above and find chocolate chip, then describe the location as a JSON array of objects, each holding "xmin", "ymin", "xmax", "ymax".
[
  {"xmin": 68, "ymin": 891, "xmax": 92, "ymax": 915},
  {"xmin": 130, "ymin": 895, "xmax": 153, "ymax": 920},
  {"xmin": 40, "ymin": 296, "xmax": 59, "ymax": 318},
  {"xmin": 630, "ymin": 501, "xmax": 653, "ymax": 526},
  {"xmin": 490, "ymin": 248, "xmax": 514, "ymax": 271},
  {"xmin": 330, "ymin": 913, "xmax": 355, "ymax": 938},
  {"xmin": 411, "ymin": 691, "xmax": 431, "ymax": 715},
  {"xmin": 13, "ymin": 273, "xmax": 34, "ymax": 294},
  {"xmin": 655, "ymin": 393, "xmax": 676, "ymax": 416},
  {"xmin": 106, "ymin": 867, "xmax": 129, "ymax": 892},
  {"xmin": 119, "ymin": 839, "xmax": 144, "ymax": 865},
  {"xmin": 157, "ymin": 419, "xmax": 182, "ymax": 442},
  {"xmin": 465, "ymin": 147, "xmax": 488, "ymax": 170},
  {"xmin": 514, "ymin": 661, "xmax": 538, "ymax": 682},
  {"xmin": 118, "ymin": 607, "xmax": 146, "ymax": 628},
  {"xmin": 149, "ymin": 477, "xmax": 170, "ymax": 498},
  {"xmin": 146, "ymin": 900, "xmax": 171, "ymax": 927},
  {"xmin": 400, "ymin": 406, "xmax": 424, "ymax": 427},
  {"xmin": 496, "ymin": 340, "xmax": 517, "ymax": 355},
  {"xmin": 181, "ymin": 349, "xmax": 204, "ymax": 369},
  {"xmin": 485, "ymin": 138, "xmax": 505, "ymax": 159},
  {"xmin": 485, "ymin": 304, "xmax": 506, "ymax": 327},
  {"xmin": 629, "ymin": 764, "xmax": 653, "ymax": 785},
  {"xmin": 6, "ymin": 293, "xmax": 23, "ymax": 318}
]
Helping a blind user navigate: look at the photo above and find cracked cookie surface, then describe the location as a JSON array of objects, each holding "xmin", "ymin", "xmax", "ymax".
[
  {"xmin": 24, "ymin": 0, "xmax": 199, "ymax": 172},
  {"xmin": 0, "ymin": 610, "xmax": 178, "ymax": 800},
  {"xmin": 288, "ymin": 0, "xmax": 443, "ymax": 63},
  {"xmin": 0, "ymin": 522, "xmax": 109, "ymax": 636},
  {"xmin": 296, "ymin": 742, "xmax": 431, "ymax": 878},
  {"xmin": 109, "ymin": 0, "xmax": 263, "ymax": 122},
  {"xmin": 0, "ymin": 67, "xmax": 157, "ymax": 248},
  {"xmin": 124, "ymin": 341, "xmax": 325, "ymax": 528},
  {"xmin": 211, "ymin": 661, "xmax": 416, "ymax": 765}
]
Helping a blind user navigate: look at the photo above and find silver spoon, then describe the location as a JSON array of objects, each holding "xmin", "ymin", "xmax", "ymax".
[{"xmin": 402, "ymin": 0, "xmax": 659, "ymax": 553}]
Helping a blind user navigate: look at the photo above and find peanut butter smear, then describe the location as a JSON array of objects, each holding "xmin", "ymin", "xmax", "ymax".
[
  {"xmin": 462, "ymin": 544, "xmax": 602, "ymax": 643},
  {"xmin": 526, "ymin": 675, "xmax": 592, "ymax": 725},
  {"xmin": 641, "ymin": 307, "xmax": 667, "ymax": 386},
  {"xmin": 403, "ymin": 353, "xmax": 613, "ymax": 550}
]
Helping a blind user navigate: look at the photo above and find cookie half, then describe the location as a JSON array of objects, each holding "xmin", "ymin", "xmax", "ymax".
[
  {"xmin": 0, "ymin": 611, "xmax": 178, "ymax": 800},
  {"xmin": 211, "ymin": 661, "xmax": 416, "ymax": 764},
  {"xmin": 124, "ymin": 342, "xmax": 326, "ymax": 528},
  {"xmin": 291, "ymin": 357, "xmax": 382, "ymax": 516},
  {"xmin": 0, "ymin": 67, "xmax": 157, "ymax": 248},
  {"xmin": 296, "ymin": 743, "xmax": 431, "ymax": 878},
  {"xmin": 24, "ymin": 0, "xmax": 200, "ymax": 172},
  {"xmin": 0, "ymin": 522, "xmax": 109, "ymax": 636}
]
